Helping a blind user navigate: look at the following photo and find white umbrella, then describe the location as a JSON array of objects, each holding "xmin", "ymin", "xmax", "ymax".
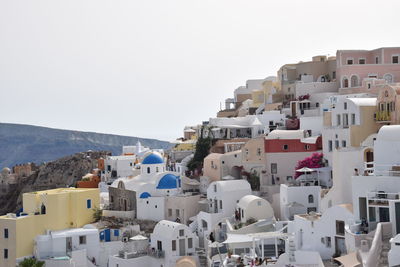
[{"xmin": 296, "ymin": 167, "xmax": 315, "ymax": 172}]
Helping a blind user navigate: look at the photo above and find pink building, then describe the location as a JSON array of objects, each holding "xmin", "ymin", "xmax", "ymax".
[{"xmin": 337, "ymin": 47, "xmax": 400, "ymax": 94}]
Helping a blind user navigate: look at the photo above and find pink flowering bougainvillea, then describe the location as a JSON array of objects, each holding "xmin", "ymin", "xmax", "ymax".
[{"xmin": 294, "ymin": 152, "xmax": 324, "ymax": 178}]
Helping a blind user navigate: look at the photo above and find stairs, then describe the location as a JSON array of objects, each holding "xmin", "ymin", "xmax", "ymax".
[
  {"xmin": 378, "ymin": 240, "xmax": 390, "ymax": 267},
  {"xmin": 195, "ymin": 247, "xmax": 207, "ymax": 267},
  {"xmin": 288, "ymin": 236, "xmax": 296, "ymax": 262}
]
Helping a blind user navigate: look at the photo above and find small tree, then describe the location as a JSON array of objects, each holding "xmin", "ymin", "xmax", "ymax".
[
  {"xmin": 92, "ymin": 207, "xmax": 102, "ymax": 222},
  {"xmin": 187, "ymin": 126, "xmax": 215, "ymax": 173},
  {"xmin": 243, "ymin": 170, "xmax": 260, "ymax": 191},
  {"xmin": 295, "ymin": 152, "xmax": 324, "ymax": 178},
  {"xmin": 19, "ymin": 258, "xmax": 45, "ymax": 267}
]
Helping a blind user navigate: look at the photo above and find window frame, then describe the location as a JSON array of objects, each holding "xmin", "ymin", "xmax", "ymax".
[{"xmin": 79, "ymin": 235, "xmax": 87, "ymax": 245}]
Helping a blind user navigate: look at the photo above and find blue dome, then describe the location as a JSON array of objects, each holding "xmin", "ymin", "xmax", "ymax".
[
  {"xmin": 139, "ymin": 192, "xmax": 152, "ymax": 198},
  {"xmin": 156, "ymin": 174, "xmax": 181, "ymax": 189},
  {"xmin": 142, "ymin": 153, "xmax": 164, "ymax": 164}
]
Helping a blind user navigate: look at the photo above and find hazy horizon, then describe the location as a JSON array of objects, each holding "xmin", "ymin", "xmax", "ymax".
[{"xmin": 1, "ymin": 0, "xmax": 400, "ymax": 140}]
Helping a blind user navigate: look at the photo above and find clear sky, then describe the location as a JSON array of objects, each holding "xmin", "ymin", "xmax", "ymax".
[{"xmin": 1, "ymin": 0, "xmax": 399, "ymax": 141}]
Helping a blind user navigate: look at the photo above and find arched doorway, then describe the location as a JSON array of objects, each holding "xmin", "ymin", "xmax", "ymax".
[{"xmin": 350, "ymin": 75, "xmax": 359, "ymax": 87}]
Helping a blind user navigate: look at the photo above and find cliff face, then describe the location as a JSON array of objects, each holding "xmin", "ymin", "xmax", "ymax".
[
  {"xmin": 0, "ymin": 123, "xmax": 173, "ymax": 168},
  {"xmin": 0, "ymin": 151, "xmax": 110, "ymax": 215}
]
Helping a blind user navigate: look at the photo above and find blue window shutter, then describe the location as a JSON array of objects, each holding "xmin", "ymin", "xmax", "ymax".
[
  {"xmin": 114, "ymin": 229, "xmax": 119, "ymax": 236},
  {"xmin": 87, "ymin": 199, "xmax": 92, "ymax": 209}
]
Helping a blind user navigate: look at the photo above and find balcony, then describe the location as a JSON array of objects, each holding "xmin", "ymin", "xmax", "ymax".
[
  {"xmin": 367, "ymin": 191, "xmax": 399, "ymax": 207},
  {"xmin": 374, "ymin": 110, "xmax": 391, "ymax": 123}
]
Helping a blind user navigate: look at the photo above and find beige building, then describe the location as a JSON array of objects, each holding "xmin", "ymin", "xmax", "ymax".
[
  {"xmin": 277, "ymin": 55, "xmax": 337, "ymax": 106},
  {"xmin": 203, "ymin": 150, "xmax": 243, "ymax": 181},
  {"xmin": 241, "ymin": 137, "xmax": 266, "ymax": 177},
  {"xmin": 322, "ymin": 97, "xmax": 381, "ymax": 165}
]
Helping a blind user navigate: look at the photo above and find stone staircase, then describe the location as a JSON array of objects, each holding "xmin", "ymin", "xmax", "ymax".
[
  {"xmin": 287, "ymin": 236, "xmax": 296, "ymax": 262},
  {"xmin": 378, "ymin": 234, "xmax": 391, "ymax": 267},
  {"xmin": 195, "ymin": 247, "xmax": 207, "ymax": 267}
]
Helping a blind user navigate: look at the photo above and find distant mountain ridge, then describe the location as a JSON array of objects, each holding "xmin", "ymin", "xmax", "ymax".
[{"xmin": 0, "ymin": 123, "xmax": 173, "ymax": 168}]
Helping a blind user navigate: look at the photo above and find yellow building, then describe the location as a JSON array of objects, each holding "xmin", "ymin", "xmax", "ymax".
[
  {"xmin": 251, "ymin": 80, "xmax": 281, "ymax": 111},
  {"xmin": 0, "ymin": 188, "xmax": 99, "ymax": 267}
]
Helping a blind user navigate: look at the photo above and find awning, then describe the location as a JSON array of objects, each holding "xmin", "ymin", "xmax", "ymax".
[
  {"xmin": 334, "ymin": 252, "xmax": 360, "ymax": 267},
  {"xmin": 223, "ymin": 234, "xmax": 253, "ymax": 244}
]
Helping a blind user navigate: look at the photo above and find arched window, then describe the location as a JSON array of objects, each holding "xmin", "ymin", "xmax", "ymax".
[
  {"xmin": 147, "ymin": 167, "xmax": 150, "ymax": 174},
  {"xmin": 308, "ymin": 194, "xmax": 314, "ymax": 204},
  {"xmin": 342, "ymin": 78, "xmax": 349, "ymax": 88},
  {"xmin": 383, "ymin": 73, "xmax": 393, "ymax": 83},
  {"xmin": 118, "ymin": 181, "xmax": 125, "ymax": 189},
  {"xmin": 350, "ymin": 75, "xmax": 359, "ymax": 87}
]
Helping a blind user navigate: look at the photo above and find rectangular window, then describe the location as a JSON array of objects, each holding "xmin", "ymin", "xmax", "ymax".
[
  {"xmin": 359, "ymin": 58, "xmax": 365, "ymax": 64},
  {"xmin": 283, "ymin": 144, "xmax": 289, "ymax": 151},
  {"xmin": 375, "ymin": 57, "xmax": 379, "ymax": 64},
  {"xmin": 393, "ymin": 56, "xmax": 399, "ymax": 64},
  {"xmin": 188, "ymin": 238, "xmax": 193, "ymax": 249},
  {"xmin": 271, "ymin": 163, "xmax": 277, "ymax": 174},
  {"xmin": 168, "ymin": 209, "xmax": 172, "ymax": 217},
  {"xmin": 172, "ymin": 240, "xmax": 176, "ymax": 251},
  {"xmin": 176, "ymin": 209, "xmax": 180, "ymax": 217},
  {"xmin": 344, "ymin": 102, "xmax": 347, "ymax": 110},
  {"xmin": 337, "ymin": 114, "xmax": 341, "ymax": 125},
  {"xmin": 328, "ymin": 140, "xmax": 333, "ymax": 152},
  {"xmin": 79, "ymin": 235, "xmax": 86, "ymax": 245},
  {"xmin": 4, "ymin": 249, "xmax": 8, "ymax": 259},
  {"xmin": 351, "ymin": 114, "xmax": 356, "ymax": 125},
  {"xmin": 219, "ymin": 200, "xmax": 223, "ymax": 210},
  {"xmin": 304, "ymin": 144, "xmax": 311, "ymax": 150},
  {"xmin": 213, "ymin": 184, "xmax": 217, "ymax": 192},
  {"xmin": 342, "ymin": 140, "xmax": 346, "ymax": 148},
  {"xmin": 179, "ymin": 229, "xmax": 184, "ymax": 237},
  {"xmin": 335, "ymin": 140, "xmax": 339, "ymax": 149},
  {"xmin": 343, "ymin": 113, "xmax": 349, "ymax": 128},
  {"xmin": 336, "ymin": 220, "xmax": 345, "ymax": 236},
  {"xmin": 369, "ymin": 207, "xmax": 376, "ymax": 222},
  {"xmin": 347, "ymin": 59, "xmax": 353, "ymax": 65},
  {"xmin": 114, "ymin": 230, "xmax": 119, "ymax": 237},
  {"xmin": 332, "ymin": 71, "xmax": 336, "ymax": 79},
  {"xmin": 86, "ymin": 199, "xmax": 92, "ymax": 209},
  {"xmin": 4, "ymin": 229, "xmax": 8, "ymax": 239}
]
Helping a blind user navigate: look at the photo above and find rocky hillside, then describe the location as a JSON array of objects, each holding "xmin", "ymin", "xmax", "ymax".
[
  {"xmin": 0, "ymin": 151, "xmax": 109, "ymax": 215},
  {"xmin": 0, "ymin": 123, "xmax": 173, "ymax": 168}
]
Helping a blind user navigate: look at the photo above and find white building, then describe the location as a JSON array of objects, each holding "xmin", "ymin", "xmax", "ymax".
[
  {"xmin": 388, "ymin": 234, "xmax": 400, "ymax": 267},
  {"xmin": 195, "ymin": 180, "xmax": 252, "ymax": 248},
  {"xmin": 236, "ymin": 195, "xmax": 274, "ymax": 223},
  {"xmin": 321, "ymin": 96, "xmax": 378, "ymax": 166},
  {"xmin": 350, "ymin": 126, "xmax": 400, "ymax": 234},
  {"xmin": 206, "ymin": 180, "xmax": 251, "ymax": 218},
  {"xmin": 109, "ymin": 221, "xmax": 199, "ymax": 267},
  {"xmin": 101, "ymin": 155, "xmax": 137, "ymax": 182},
  {"xmin": 290, "ymin": 204, "xmax": 355, "ymax": 260},
  {"xmin": 35, "ymin": 227, "xmax": 100, "ymax": 265},
  {"xmin": 280, "ymin": 184, "xmax": 321, "ymax": 221},
  {"xmin": 206, "ymin": 111, "xmax": 285, "ymax": 139}
]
